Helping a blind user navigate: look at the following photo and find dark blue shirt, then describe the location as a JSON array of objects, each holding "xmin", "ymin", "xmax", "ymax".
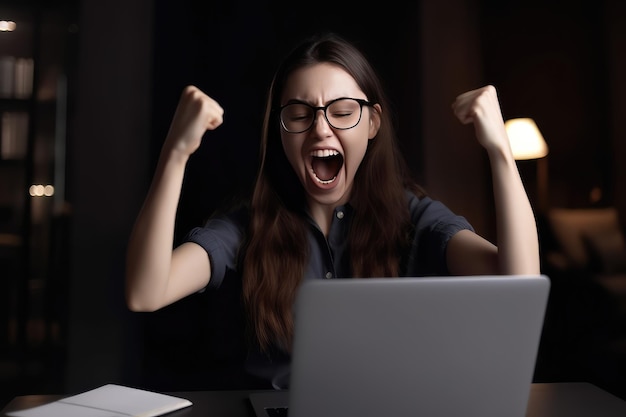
[{"xmin": 186, "ymin": 192, "xmax": 473, "ymax": 286}]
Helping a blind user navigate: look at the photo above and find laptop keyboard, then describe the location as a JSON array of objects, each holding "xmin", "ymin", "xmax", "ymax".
[{"xmin": 265, "ymin": 407, "xmax": 289, "ymax": 417}]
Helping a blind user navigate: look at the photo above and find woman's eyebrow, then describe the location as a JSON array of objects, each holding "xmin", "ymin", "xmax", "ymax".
[
  {"xmin": 282, "ymin": 97, "xmax": 356, "ymax": 106},
  {"xmin": 282, "ymin": 98, "xmax": 310, "ymax": 105}
]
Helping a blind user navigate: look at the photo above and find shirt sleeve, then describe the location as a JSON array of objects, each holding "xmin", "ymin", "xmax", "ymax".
[
  {"xmin": 405, "ymin": 192, "xmax": 474, "ymax": 276},
  {"xmin": 182, "ymin": 208, "xmax": 248, "ymax": 290}
]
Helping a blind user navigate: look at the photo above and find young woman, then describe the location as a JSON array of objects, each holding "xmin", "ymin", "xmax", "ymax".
[{"xmin": 126, "ymin": 32, "xmax": 540, "ymax": 388}]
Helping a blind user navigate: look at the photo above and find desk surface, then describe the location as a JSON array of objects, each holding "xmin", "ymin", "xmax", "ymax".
[{"xmin": 3, "ymin": 382, "xmax": 626, "ymax": 417}]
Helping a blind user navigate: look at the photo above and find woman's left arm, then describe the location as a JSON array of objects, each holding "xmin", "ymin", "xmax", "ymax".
[{"xmin": 448, "ymin": 85, "xmax": 540, "ymax": 275}]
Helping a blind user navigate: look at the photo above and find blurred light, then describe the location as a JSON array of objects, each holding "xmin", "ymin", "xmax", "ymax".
[
  {"xmin": 29, "ymin": 184, "xmax": 55, "ymax": 197},
  {"xmin": 29, "ymin": 185, "xmax": 43, "ymax": 196},
  {"xmin": 504, "ymin": 118, "xmax": 549, "ymax": 160},
  {"xmin": 0, "ymin": 21, "xmax": 16, "ymax": 32}
]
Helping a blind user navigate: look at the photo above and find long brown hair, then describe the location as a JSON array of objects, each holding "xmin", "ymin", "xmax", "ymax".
[{"xmin": 242, "ymin": 32, "xmax": 423, "ymax": 352}]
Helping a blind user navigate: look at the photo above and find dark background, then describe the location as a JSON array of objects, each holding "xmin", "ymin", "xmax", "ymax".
[{"xmin": 1, "ymin": 0, "xmax": 626, "ymax": 408}]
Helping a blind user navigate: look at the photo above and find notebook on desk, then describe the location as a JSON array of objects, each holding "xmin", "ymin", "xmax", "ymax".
[{"xmin": 249, "ymin": 274, "xmax": 551, "ymax": 417}]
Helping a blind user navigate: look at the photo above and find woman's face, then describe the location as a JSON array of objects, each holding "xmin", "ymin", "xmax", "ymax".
[{"xmin": 279, "ymin": 63, "xmax": 380, "ymax": 211}]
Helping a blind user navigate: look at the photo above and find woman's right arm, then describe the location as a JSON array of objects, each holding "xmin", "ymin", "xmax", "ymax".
[{"xmin": 125, "ymin": 86, "xmax": 224, "ymax": 312}]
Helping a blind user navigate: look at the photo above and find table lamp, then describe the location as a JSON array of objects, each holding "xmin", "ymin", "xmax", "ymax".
[{"xmin": 505, "ymin": 118, "xmax": 549, "ymax": 211}]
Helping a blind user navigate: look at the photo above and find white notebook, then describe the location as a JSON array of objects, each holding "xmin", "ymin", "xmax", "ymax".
[{"xmin": 7, "ymin": 384, "xmax": 192, "ymax": 417}]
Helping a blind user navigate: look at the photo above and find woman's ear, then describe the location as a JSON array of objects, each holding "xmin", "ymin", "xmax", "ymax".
[{"xmin": 368, "ymin": 104, "xmax": 382, "ymax": 140}]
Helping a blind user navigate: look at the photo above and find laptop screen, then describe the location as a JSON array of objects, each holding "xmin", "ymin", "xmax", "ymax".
[{"xmin": 251, "ymin": 275, "xmax": 550, "ymax": 417}]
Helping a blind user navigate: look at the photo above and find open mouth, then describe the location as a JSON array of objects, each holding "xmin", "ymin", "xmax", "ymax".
[{"xmin": 310, "ymin": 149, "xmax": 344, "ymax": 185}]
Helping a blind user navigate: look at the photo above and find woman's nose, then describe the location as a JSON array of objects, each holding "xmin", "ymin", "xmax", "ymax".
[{"xmin": 311, "ymin": 109, "xmax": 332, "ymax": 136}]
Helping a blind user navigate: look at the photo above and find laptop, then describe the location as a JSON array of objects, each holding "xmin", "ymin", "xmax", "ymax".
[{"xmin": 249, "ymin": 274, "xmax": 550, "ymax": 417}]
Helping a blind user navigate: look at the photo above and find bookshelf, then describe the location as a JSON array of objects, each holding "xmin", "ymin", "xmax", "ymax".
[{"xmin": 0, "ymin": 1, "xmax": 77, "ymax": 401}]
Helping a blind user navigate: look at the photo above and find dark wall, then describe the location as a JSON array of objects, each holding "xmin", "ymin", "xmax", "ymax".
[
  {"xmin": 478, "ymin": 0, "xmax": 622, "ymax": 210},
  {"xmin": 66, "ymin": 0, "xmax": 153, "ymax": 391}
]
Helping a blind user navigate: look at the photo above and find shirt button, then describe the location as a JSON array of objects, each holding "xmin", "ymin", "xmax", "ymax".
[
  {"xmin": 325, "ymin": 272, "xmax": 333, "ymax": 279},
  {"xmin": 336, "ymin": 211, "xmax": 344, "ymax": 219}
]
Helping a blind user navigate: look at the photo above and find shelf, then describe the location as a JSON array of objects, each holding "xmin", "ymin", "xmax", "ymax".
[
  {"xmin": 0, "ymin": 98, "xmax": 31, "ymax": 112},
  {"xmin": 0, "ymin": 157, "xmax": 26, "ymax": 164}
]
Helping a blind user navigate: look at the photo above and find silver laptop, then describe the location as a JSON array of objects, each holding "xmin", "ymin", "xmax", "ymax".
[{"xmin": 250, "ymin": 275, "xmax": 550, "ymax": 417}]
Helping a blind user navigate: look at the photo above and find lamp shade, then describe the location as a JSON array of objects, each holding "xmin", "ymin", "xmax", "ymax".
[{"xmin": 504, "ymin": 118, "xmax": 549, "ymax": 160}]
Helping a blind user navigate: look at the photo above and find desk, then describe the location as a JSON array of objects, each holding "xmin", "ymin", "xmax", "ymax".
[{"xmin": 2, "ymin": 382, "xmax": 626, "ymax": 416}]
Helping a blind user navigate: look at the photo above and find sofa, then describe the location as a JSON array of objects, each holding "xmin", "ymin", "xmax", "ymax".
[
  {"xmin": 545, "ymin": 207, "xmax": 626, "ymax": 312},
  {"xmin": 536, "ymin": 206, "xmax": 626, "ymax": 397}
]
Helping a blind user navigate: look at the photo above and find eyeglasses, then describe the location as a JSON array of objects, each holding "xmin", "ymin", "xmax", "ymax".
[{"xmin": 278, "ymin": 97, "xmax": 373, "ymax": 133}]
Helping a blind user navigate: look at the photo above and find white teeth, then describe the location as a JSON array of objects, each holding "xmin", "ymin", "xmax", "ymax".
[{"xmin": 310, "ymin": 149, "xmax": 339, "ymax": 158}]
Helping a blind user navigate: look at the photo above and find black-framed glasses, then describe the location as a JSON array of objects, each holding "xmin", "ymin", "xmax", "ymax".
[{"xmin": 278, "ymin": 97, "xmax": 373, "ymax": 133}]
